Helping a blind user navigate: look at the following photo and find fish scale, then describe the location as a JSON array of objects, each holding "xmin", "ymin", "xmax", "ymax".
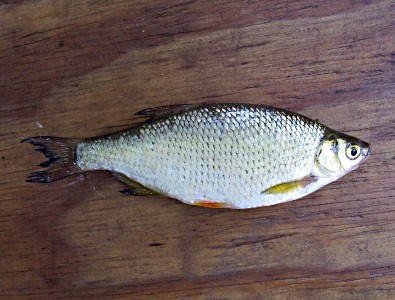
[{"xmin": 76, "ymin": 104, "xmax": 327, "ymax": 208}]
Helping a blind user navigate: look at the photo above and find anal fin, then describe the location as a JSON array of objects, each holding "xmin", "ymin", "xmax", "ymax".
[
  {"xmin": 114, "ymin": 173, "xmax": 159, "ymax": 196},
  {"xmin": 262, "ymin": 176, "xmax": 317, "ymax": 195},
  {"xmin": 120, "ymin": 188, "xmax": 156, "ymax": 196}
]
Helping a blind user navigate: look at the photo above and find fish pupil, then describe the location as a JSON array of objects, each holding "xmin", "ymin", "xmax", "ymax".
[{"xmin": 351, "ymin": 147, "xmax": 358, "ymax": 156}]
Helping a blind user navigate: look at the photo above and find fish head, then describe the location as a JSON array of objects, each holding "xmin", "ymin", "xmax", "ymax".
[{"xmin": 314, "ymin": 131, "xmax": 371, "ymax": 178}]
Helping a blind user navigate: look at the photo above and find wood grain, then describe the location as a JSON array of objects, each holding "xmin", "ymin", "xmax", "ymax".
[{"xmin": 1, "ymin": 0, "xmax": 394, "ymax": 299}]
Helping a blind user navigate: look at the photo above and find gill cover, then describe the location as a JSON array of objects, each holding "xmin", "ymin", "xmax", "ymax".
[
  {"xmin": 316, "ymin": 132, "xmax": 371, "ymax": 176},
  {"xmin": 317, "ymin": 135, "xmax": 342, "ymax": 173}
]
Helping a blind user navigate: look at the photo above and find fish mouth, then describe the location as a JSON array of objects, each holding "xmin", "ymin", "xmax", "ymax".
[{"xmin": 361, "ymin": 142, "xmax": 371, "ymax": 159}]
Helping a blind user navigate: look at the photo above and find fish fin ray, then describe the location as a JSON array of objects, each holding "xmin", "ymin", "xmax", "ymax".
[
  {"xmin": 119, "ymin": 188, "xmax": 156, "ymax": 196},
  {"xmin": 22, "ymin": 136, "xmax": 82, "ymax": 183},
  {"xmin": 114, "ymin": 173, "xmax": 159, "ymax": 196},
  {"xmin": 262, "ymin": 176, "xmax": 317, "ymax": 195},
  {"xmin": 134, "ymin": 103, "xmax": 207, "ymax": 121},
  {"xmin": 194, "ymin": 201, "xmax": 230, "ymax": 209}
]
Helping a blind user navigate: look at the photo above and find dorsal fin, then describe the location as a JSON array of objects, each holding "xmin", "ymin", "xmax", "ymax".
[{"xmin": 134, "ymin": 103, "xmax": 206, "ymax": 121}]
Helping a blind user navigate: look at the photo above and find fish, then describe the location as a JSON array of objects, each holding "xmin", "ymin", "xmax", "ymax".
[{"xmin": 22, "ymin": 103, "xmax": 371, "ymax": 209}]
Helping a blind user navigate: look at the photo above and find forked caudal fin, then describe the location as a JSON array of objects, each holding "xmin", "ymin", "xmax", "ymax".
[{"xmin": 22, "ymin": 136, "xmax": 82, "ymax": 183}]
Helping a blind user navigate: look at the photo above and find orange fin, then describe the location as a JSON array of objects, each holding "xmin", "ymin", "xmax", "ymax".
[
  {"xmin": 262, "ymin": 176, "xmax": 317, "ymax": 195},
  {"xmin": 194, "ymin": 201, "xmax": 228, "ymax": 208},
  {"xmin": 134, "ymin": 103, "xmax": 206, "ymax": 121}
]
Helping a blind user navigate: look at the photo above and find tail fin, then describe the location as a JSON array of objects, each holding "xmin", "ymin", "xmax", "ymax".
[{"xmin": 22, "ymin": 136, "xmax": 82, "ymax": 183}]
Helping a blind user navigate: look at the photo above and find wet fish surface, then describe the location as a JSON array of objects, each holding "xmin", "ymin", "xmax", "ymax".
[{"xmin": 23, "ymin": 103, "xmax": 370, "ymax": 209}]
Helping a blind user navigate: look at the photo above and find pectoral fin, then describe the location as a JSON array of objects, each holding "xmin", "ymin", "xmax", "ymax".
[
  {"xmin": 113, "ymin": 173, "xmax": 159, "ymax": 196},
  {"xmin": 262, "ymin": 176, "xmax": 317, "ymax": 195}
]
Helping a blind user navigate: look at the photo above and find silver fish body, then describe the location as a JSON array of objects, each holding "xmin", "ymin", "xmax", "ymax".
[{"xmin": 70, "ymin": 103, "xmax": 370, "ymax": 208}]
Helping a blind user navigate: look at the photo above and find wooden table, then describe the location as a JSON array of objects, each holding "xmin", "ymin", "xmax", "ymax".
[{"xmin": 1, "ymin": 1, "xmax": 394, "ymax": 299}]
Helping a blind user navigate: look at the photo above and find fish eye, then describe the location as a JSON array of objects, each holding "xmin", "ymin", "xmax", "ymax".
[{"xmin": 346, "ymin": 144, "xmax": 361, "ymax": 160}]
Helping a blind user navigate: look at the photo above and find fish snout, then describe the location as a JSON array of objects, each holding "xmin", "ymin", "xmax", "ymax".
[{"xmin": 361, "ymin": 141, "xmax": 371, "ymax": 159}]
